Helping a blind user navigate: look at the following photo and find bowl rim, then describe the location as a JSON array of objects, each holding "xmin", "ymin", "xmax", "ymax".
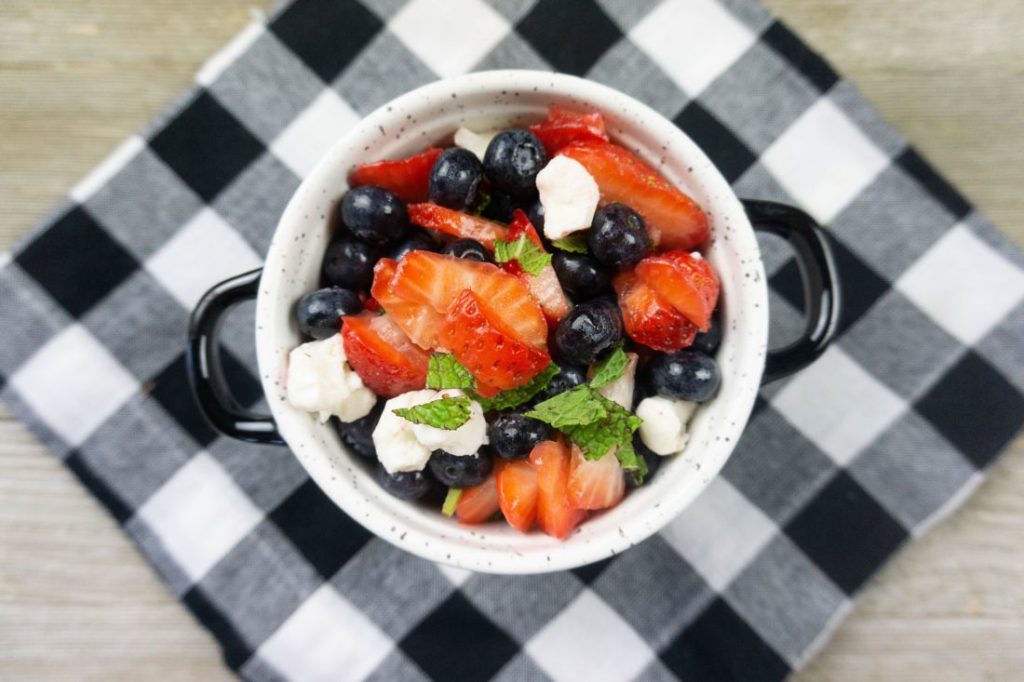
[{"xmin": 255, "ymin": 69, "xmax": 768, "ymax": 574}]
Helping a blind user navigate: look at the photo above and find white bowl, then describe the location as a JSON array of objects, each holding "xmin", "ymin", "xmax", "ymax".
[{"xmin": 253, "ymin": 70, "xmax": 768, "ymax": 574}]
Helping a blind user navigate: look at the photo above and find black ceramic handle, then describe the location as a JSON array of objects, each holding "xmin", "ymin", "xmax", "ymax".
[
  {"xmin": 186, "ymin": 268, "xmax": 283, "ymax": 445},
  {"xmin": 743, "ymin": 200, "xmax": 841, "ymax": 384}
]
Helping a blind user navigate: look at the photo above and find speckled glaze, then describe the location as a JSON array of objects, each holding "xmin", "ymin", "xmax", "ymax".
[{"xmin": 255, "ymin": 71, "xmax": 768, "ymax": 574}]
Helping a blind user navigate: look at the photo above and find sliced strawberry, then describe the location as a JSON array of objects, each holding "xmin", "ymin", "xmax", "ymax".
[
  {"xmin": 614, "ymin": 272, "xmax": 698, "ymax": 352},
  {"xmin": 529, "ymin": 107, "xmax": 608, "ymax": 155},
  {"xmin": 341, "ymin": 312, "xmax": 429, "ymax": 397},
  {"xmin": 441, "ymin": 290, "xmax": 551, "ymax": 396},
  {"xmin": 362, "ymin": 296, "xmax": 381, "ymax": 314},
  {"xmin": 635, "ymin": 251, "xmax": 720, "ymax": 331},
  {"xmin": 349, "ymin": 147, "xmax": 442, "ymax": 203},
  {"xmin": 568, "ymin": 445, "xmax": 625, "ymax": 511},
  {"xmin": 495, "ymin": 459, "xmax": 539, "ymax": 532},
  {"xmin": 530, "ymin": 440, "xmax": 587, "ymax": 540},
  {"xmin": 506, "ymin": 209, "xmax": 545, "ymax": 247},
  {"xmin": 371, "ymin": 258, "xmax": 443, "ymax": 349},
  {"xmin": 559, "ymin": 140, "xmax": 709, "ymax": 251},
  {"xmin": 522, "ymin": 264, "xmax": 572, "ymax": 325},
  {"xmin": 502, "ymin": 210, "xmax": 572, "ymax": 323},
  {"xmin": 391, "ymin": 251, "xmax": 547, "ymax": 349},
  {"xmin": 408, "ymin": 203, "xmax": 508, "ymax": 249},
  {"xmin": 456, "ymin": 473, "xmax": 500, "ymax": 525}
]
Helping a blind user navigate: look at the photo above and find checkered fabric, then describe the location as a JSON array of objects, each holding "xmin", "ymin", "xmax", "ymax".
[{"xmin": 1, "ymin": 0, "xmax": 1023, "ymax": 679}]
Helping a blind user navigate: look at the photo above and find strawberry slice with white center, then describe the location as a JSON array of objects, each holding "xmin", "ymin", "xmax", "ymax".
[
  {"xmin": 530, "ymin": 439, "xmax": 586, "ymax": 539},
  {"xmin": 594, "ymin": 352, "xmax": 638, "ymax": 410},
  {"xmin": 341, "ymin": 312, "xmax": 429, "ymax": 398},
  {"xmin": 567, "ymin": 445, "xmax": 625, "ymax": 511},
  {"xmin": 558, "ymin": 140, "xmax": 709, "ymax": 251},
  {"xmin": 499, "ymin": 210, "xmax": 571, "ymax": 324},
  {"xmin": 407, "ymin": 203, "xmax": 508, "ymax": 249},
  {"xmin": 634, "ymin": 250, "xmax": 720, "ymax": 331},
  {"xmin": 390, "ymin": 250, "xmax": 548, "ymax": 350},
  {"xmin": 371, "ymin": 258, "xmax": 443, "ymax": 350}
]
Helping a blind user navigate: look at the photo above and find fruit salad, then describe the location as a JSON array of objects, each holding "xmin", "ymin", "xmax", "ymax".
[{"xmin": 285, "ymin": 107, "xmax": 722, "ymax": 539}]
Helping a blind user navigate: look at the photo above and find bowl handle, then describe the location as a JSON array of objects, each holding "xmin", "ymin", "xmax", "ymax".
[
  {"xmin": 186, "ymin": 268, "xmax": 284, "ymax": 445},
  {"xmin": 742, "ymin": 200, "xmax": 841, "ymax": 384}
]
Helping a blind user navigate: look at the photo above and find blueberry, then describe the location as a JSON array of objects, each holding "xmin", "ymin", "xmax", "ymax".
[
  {"xmin": 295, "ymin": 286, "xmax": 362, "ymax": 339},
  {"xmin": 646, "ymin": 350, "xmax": 721, "ymax": 402},
  {"xmin": 443, "ymin": 238, "xmax": 493, "ymax": 263},
  {"xmin": 590, "ymin": 294, "xmax": 620, "ymax": 313},
  {"xmin": 527, "ymin": 198, "xmax": 545, "ymax": 232},
  {"xmin": 333, "ymin": 399, "xmax": 384, "ymax": 460},
  {"xmin": 553, "ymin": 301, "xmax": 623, "ymax": 365},
  {"xmin": 428, "ymin": 449, "xmax": 493, "ymax": 488},
  {"xmin": 588, "ymin": 204, "xmax": 650, "ymax": 267},
  {"xmin": 625, "ymin": 433, "xmax": 662, "ymax": 489},
  {"xmin": 428, "ymin": 148, "xmax": 483, "ymax": 210},
  {"xmin": 479, "ymin": 189, "xmax": 517, "ymax": 223},
  {"xmin": 487, "ymin": 413, "xmax": 552, "ymax": 459},
  {"xmin": 483, "ymin": 129, "xmax": 548, "ymax": 196},
  {"xmin": 376, "ymin": 466, "xmax": 432, "ymax": 500},
  {"xmin": 552, "ymin": 252, "xmax": 611, "ymax": 302},
  {"xmin": 692, "ymin": 313, "xmax": 722, "ymax": 355},
  {"xmin": 341, "ymin": 185, "xmax": 408, "ymax": 245},
  {"xmin": 389, "ymin": 229, "xmax": 439, "ymax": 261},
  {"xmin": 322, "ymin": 236, "xmax": 379, "ymax": 291},
  {"xmin": 535, "ymin": 364, "xmax": 586, "ymax": 403}
]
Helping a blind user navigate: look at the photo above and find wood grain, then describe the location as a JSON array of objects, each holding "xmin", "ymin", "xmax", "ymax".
[{"xmin": 0, "ymin": 1, "xmax": 1022, "ymax": 680}]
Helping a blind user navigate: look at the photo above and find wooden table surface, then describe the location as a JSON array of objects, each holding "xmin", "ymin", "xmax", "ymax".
[{"xmin": 1, "ymin": 1, "xmax": 1022, "ymax": 680}]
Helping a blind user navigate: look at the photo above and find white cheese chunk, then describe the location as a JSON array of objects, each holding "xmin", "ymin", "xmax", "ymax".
[
  {"xmin": 410, "ymin": 389, "xmax": 488, "ymax": 456},
  {"xmin": 286, "ymin": 334, "xmax": 375, "ymax": 423},
  {"xmin": 636, "ymin": 397, "xmax": 698, "ymax": 456},
  {"xmin": 536, "ymin": 156, "xmax": 600, "ymax": 241},
  {"xmin": 453, "ymin": 127, "xmax": 496, "ymax": 161},
  {"xmin": 373, "ymin": 389, "xmax": 439, "ymax": 474},
  {"xmin": 374, "ymin": 389, "xmax": 489, "ymax": 472}
]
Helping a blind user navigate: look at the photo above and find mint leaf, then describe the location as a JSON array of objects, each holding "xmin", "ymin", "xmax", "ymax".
[
  {"xmin": 493, "ymin": 234, "xmax": 552, "ymax": 276},
  {"xmin": 551, "ymin": 233, "xmax": 588, "ymax": 254},
  {"xmin": 617, "ymin": 440, "xmax": 649, "ymax": 485},
  {"xmin": 563, "ymin": 393, "xmax": 642, "ymax": 460},
  {"xmin": 473, "ymin": 364, "xmax": 559, "ymax": 411},
  {"xmin": 589, "ymin": 346, "xmax": 628, "ymax": 389},
  {"xmin": 441, "ymin": 487, "xmax": 462, "ymax": 517},
  {"xmin": 427, "ymin": 353, "xmax": 475, "ymax": 390},
  {"xmin": 525, "ymin": 384, "xmax": 644, "ymax": 461},
  {"xmin": 393, "ymin": 395, "xmax": 471, "ymax": 430},
  {"xmin": 525, "ymin": 385, "xmax": 608, "ymax": 429}
]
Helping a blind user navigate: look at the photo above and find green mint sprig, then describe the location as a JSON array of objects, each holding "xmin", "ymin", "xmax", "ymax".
[
  {"xmin": 550, "ymin": 233, "xmax": 588, "ymax": 254},
  {"xmin": 472, "ymin": 363, "xmax": 559, "ymax": 412},
  {"xmin": 525, "ymin": 384, "xmax": 646, "ymax": 481},
  {"xmin": 426, "ymin": 353, "xmax": 475, "ymax": 390},
  {"xmin": 525, "ymin": 385, "xmax": 608, "ymax": 428},
  {"xmin": 393, "ymin": 395, "xmax": 472, "ymax": 430},
  {"xmin": 589, "ymin": 346, "xmax": 628, "ymax": 389},
  {"xmin": 493, "ymin": 234, "xmax": 552, "ymax": 276}
]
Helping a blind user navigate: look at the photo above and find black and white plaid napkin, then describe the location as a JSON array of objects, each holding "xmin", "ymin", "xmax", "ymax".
[{"xmin": 2, "ymin": 0, "xmax": 1023, "ymax": 680}]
